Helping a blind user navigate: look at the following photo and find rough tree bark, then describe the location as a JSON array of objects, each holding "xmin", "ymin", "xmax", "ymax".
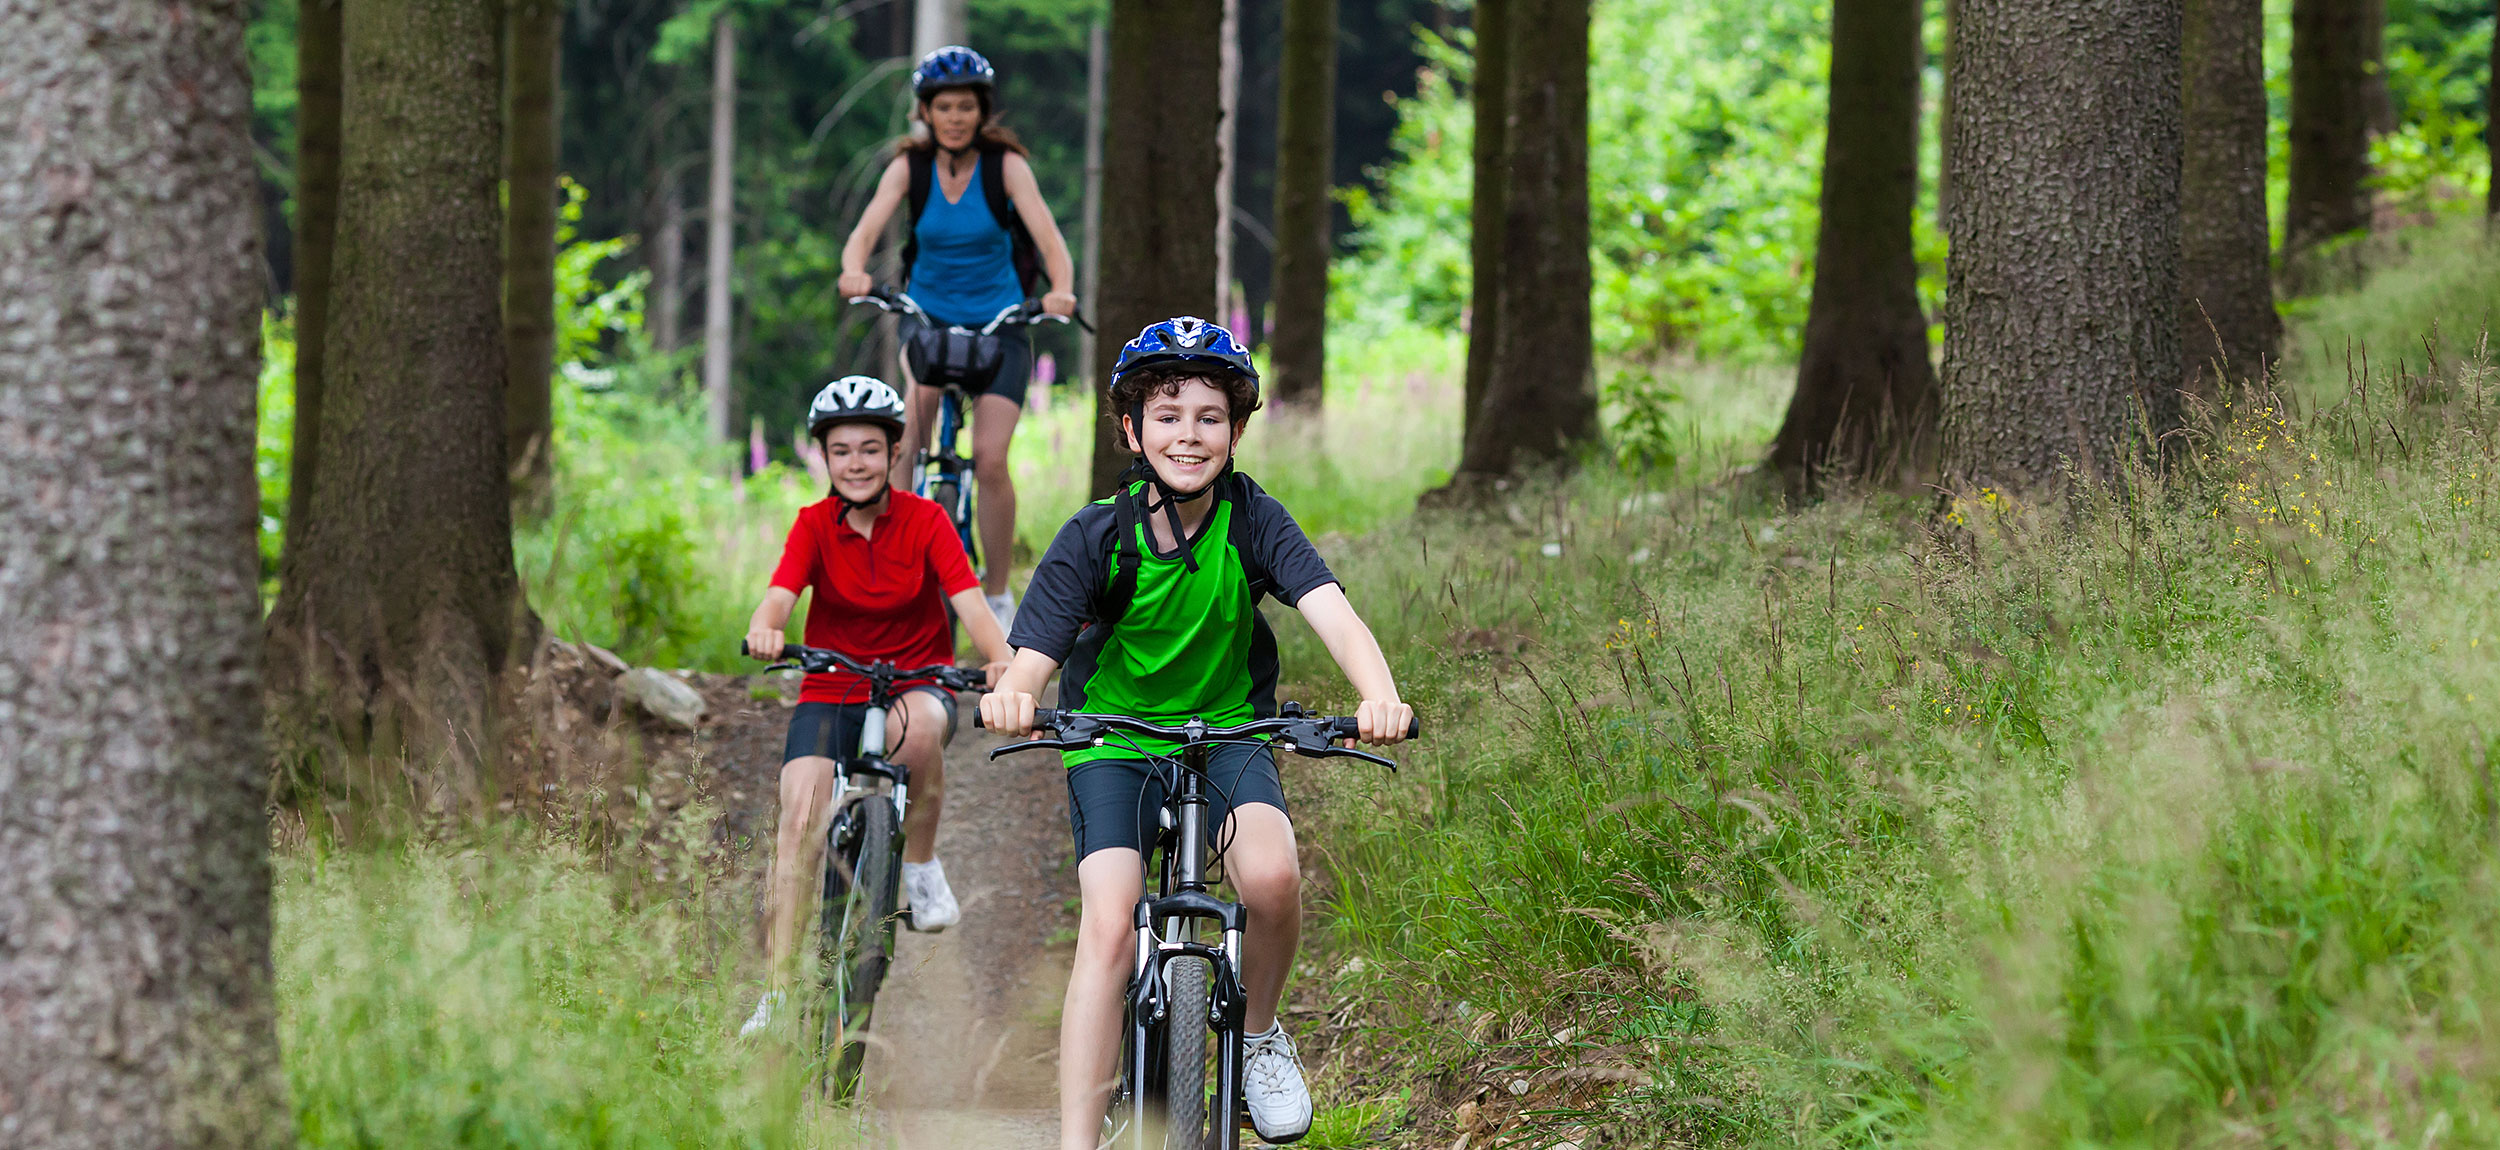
[
  {"xmin": 503, "ymin": 0, "xmax": 563, "ymax": 513},
  {"xmin": 2284, "ymin": 0, "xmax": 2378, "ymax": 260},
  {"xmin": 1267, "ymin": 0, "xmax": 1339, "ymax": 409},
  {"xmin": 1769, "ymin": 0, "xmax": 1935, "ymax": 491},
  {"xmin": 0, "ymin": 1, "xmax": 295, "ymax": 1143},
  {"xmin": 1453, "ymin": 0, "xmax": 1595, "ymax": 478},
  {"xmin": 1460, "ymin": 0, "xmax": 1510, "ymax": 441},
  {"xmin": 267, "ymin": 0, "xmax": 522, "ymax": 813},
  {"xmin": 291, "ymin": 0, "xmax": 343, "ymax": 538},
  {"xmin": 1092, "ymin": 0, "xmax": 1223, "ymax": 496},
  {"xmin": 2180, "ymin": 0, "xmax": 2280, "ymax": 392},
  {"xmin": 1941, "ymin": 0, "xmax": 2183, "ymax": 491}
]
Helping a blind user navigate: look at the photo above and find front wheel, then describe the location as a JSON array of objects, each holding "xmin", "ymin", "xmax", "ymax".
[
  {"xmin": 815, "ymin": 796, "xmax": 900, "ymax": 1097},
  {"xmin": 1160, "ymin": 955, "xmax": 1212, "ymax": 1148}
]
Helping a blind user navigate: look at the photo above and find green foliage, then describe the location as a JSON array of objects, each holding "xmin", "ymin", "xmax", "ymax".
[
  {"xmin": 1337, "ymin": 0, "xmax": 1836, "ymax": 361},
  {"xmin": 1601, "ymin": 366, "xmax": 1682, "ymax": 474},
  {"xmin": 256, "ymin": 311, "xmax": 294, "ymax": 593},
  {"xmin": 1276, "ymin": 229, "xmax": 2500, "ymax": 1146},
  {"xmin": 276, "ymin": 833, "xmax": 831, "ymax": 1148}
]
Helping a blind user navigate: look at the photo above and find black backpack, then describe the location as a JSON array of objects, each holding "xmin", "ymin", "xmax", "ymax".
[
  {"xmin": 1092, "ymin": 471, "xmax": 1264, "ymax": 628},
  {"xmin": 903, "ymin": 142, "xmax": 1045, "ymax": 297}
]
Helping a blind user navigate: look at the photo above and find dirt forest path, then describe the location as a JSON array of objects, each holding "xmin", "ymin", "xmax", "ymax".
[
  {"xmin": 854, "ymin": 712, "xmax": 1074, "ymax": 1146},
  {"xmin": 700, "ymin": 675, "xmax": 1076, "ymax": 1149}
]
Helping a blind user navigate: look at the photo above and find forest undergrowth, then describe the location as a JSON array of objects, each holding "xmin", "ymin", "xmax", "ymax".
[{"xmin": 1276, "ymin": 222, "xmax": 2500, "ymax": 1148}]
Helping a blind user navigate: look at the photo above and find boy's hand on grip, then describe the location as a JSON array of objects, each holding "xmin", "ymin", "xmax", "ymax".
[
  {"xmin": 744, "ymin": 628, "xmax": 786, "ymax": 662},
  {"xmin": 1352, "ymin": 699, "xmax": 1413, "ymax": 747},
  {"xmin": 980, "ymin": 690, "xmax": 1037, "ymax": 736}
]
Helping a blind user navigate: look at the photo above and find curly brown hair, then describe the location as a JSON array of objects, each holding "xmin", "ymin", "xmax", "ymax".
[{"xmin": 1108, "ymin": 366, "xmax": 1263, "ymax": 431}]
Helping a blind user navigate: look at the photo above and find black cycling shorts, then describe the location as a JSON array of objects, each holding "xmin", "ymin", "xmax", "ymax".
[
  {"xmin": 782, "ymin": 689, "xmax": 958, "ymax": 764},
  {"xmin": 899, "ymin": 314, "xmax": 1035, "ymax": 408},
  {"xmin": 1065, "ymin": 741, "xmax": 1288, "ymax": 861}
]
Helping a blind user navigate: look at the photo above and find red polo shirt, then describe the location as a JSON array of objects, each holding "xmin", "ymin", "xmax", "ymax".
[{"xmin": 769, "ymin": 491, "xmax": 979, "ymax": 704}]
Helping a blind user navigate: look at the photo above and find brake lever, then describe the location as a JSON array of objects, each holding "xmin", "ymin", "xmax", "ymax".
[{"xmin": 987, "ymin": 738, "xmax": 1087, "ymax": 760}]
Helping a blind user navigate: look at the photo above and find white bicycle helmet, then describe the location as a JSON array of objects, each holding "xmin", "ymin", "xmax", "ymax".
[{"xmin": 807, "ymin": 375, "xmax": 906, "ymax": 440}]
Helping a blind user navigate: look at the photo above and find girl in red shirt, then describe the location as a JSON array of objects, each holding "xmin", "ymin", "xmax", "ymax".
[{"xmin": 739, "ymin": 376, "xmax": 1011, "ymax": 1037}]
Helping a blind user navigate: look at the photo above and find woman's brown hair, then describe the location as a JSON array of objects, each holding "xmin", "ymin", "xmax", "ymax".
[{"xmin": 894, "ymin": 88, "xmax": 1029, "ymax": 158}]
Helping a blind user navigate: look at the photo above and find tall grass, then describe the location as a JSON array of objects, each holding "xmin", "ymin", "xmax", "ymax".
[
  {"xmin": 275, "ymin": 826, "xmax": 870, "ymax": 1147},
  {"xmin": 1274, "ymin": 236, "xmax": 2500, "ymax": 1145}
]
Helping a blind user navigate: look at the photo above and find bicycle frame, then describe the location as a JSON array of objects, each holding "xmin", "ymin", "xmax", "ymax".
[
  {"xmin": 919, "ymin": 384, "xmax": 979, "ymax": 567},
  {"xmin": 1126, "ymin": 741, "xmax": 1251, "ymax": 1150}
]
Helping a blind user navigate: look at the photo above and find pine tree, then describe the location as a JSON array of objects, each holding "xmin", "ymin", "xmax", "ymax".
[
  {"xmin": 291, "ymin": 0, "xmax": 343, "ymax": 538},
  {"xmin": 0, "ymin": 2, "xmax": 295, "ymax": 1141},
  {"xmin": 504, "ymin": 0, "xmax": 564, "ymax": 512},
  {"xmin": 2284, "ymin": 0, "xmax": 2381, "ymax": 264},
  {"xmin": 268, "ymin": 0, "xmax": 524, "ymax": 812},
  {"xmin": 2180, "ymin": 0, "xmax": 2280, "ymax": 392},
  {"xmin": 1941, "ymin": 0, "xmax": 2183, "ymax": 490},
  {"xmin": 1452, "ymin": 0, "xmax": 1595, "ymax": 478},
  {"xmin": 1460, "ymin": 0, "xmax": 1510, "ymax": 442},
  {"xmin": 1092, "ymin": 0, "xmax": 1224, "ymax": 495},
  {"xmin": 1267, "ymin": 0, "xmax": 1339, "ymax": 410},
  {"xmin": 1769, "ymin": 0, "xmax": 1935, "ymax": 491}
]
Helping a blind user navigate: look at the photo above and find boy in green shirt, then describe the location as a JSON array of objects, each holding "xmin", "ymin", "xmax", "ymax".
[{"xmin": 979, "ymin": 317, "xmax": 1412, "ymax": 1147}]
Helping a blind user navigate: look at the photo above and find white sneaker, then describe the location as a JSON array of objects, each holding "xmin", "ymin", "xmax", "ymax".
[
  {"xmin": 985, "ymin": 590, "xmax": 1017, "ymax": 634},
  {"xmin": 738, "ymin": 989, "xmax": 783, "ymax": 1038},
  {"xmin": 901, "ymin": 858, "xmax": 959, "ymax": 931},
  {"xmin": 1242, "ymin": 1022, "xmax": 1314, "ymax": 1142}
]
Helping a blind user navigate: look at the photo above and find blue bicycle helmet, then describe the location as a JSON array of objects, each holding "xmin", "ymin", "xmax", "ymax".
[
  {"xmin": 1110, "ymin": 316, "xmax": 1259, "ymax": 392},
  {"xmin": 912, "ymin": 46, "xmax": 996, "ymax": 97}
]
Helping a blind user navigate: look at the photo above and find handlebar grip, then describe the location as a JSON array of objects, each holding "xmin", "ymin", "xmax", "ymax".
[
  {"xmin": 1323, "ymin": 715, "xmax": 1424, "ymax": 740},
  {"xmin": 1033, "ymin": 708, "xmax": 1068, "ymax": 730}
]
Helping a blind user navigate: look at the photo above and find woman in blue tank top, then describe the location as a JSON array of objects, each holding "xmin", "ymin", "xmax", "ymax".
[{"xmin": 840, "ymin": 46, "xmax": 1077, "ymax": 627}]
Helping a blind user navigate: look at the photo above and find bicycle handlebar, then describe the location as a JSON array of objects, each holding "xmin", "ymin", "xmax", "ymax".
[
  {"xmin": 979, "ymin": 705, "xmax": 1420, "ymax": 770},
  {"xmin": 848, "ymin": 286, "xmax": 1091, "ymax": 334},
  {"xmin": 741, "ymin": 641, "xmax": 985, "ymax": 693}
]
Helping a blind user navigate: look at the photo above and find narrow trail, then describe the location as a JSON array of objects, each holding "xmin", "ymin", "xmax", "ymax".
[
  {"xmin": 698, "ymin": 680, "xmax": 1072, "ymax": 1146},
  {"xmin": 830, "ymin": 706, "xmax": 1077, "ymax": 1146}
]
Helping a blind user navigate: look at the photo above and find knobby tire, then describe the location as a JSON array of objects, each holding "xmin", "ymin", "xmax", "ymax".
[
  {"xmin": 815, "ymin": 796, "xmax": 901, "ymax": 1098},
  {"xmin": 1162, "ymin": 955, "xmax": 1212, "ymax": 1149}
]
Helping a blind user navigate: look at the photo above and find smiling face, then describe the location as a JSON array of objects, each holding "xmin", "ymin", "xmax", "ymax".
[
  {"xmin": 819, "ymin": 422, "xmax": 893, "ymax": 505},
  {"xmin": 923, "ymin": 89, "xmax": 984, "ymax": 152},
  {"xmin": 1123, "ymin": 376, "xmax": 1243, "ymax": 493}
]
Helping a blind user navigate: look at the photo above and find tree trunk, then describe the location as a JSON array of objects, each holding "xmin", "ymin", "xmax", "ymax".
[
  {"xmin": 2179, "ymin": 0, "xmax": 2279, "ymax": 393},
  {"xmin": 1092, "ymin": 0, "xmax": 1224, "ymax": 496},
  {"xmin": 292, "ymin": 0, "xmax": 344, "ymax": 540},
  {"xmin": 1268, "ymin": 0, "xmax": 1338, "ymax": 409},
  {"xmin": 1941, "ymin": 0, "xmax": 2182, "ymax": 491},
  {"xmin": 2284, "ymin": 0, "xmax": 2377, "ymax": 260},
  {"xmin": 0, "ymin": 2, "xmax": 295, "ymax": 1143},
  {"xmin": 654, "ymin": 177, "xmax": 685, "ymax": 355},
  {"xmin": 267, "ymin": 0, "xmax": 521, "ymax": 814},
  {"xmin": 1453, "ymin": 0, "xmax": 1595, "ymax": 478},
  {"xmin": 1078, "ymin": 18, "xmax": 1109, "ymax": 386},
  {"xmin": 1769, "ymin": 0, "xmax": 1935, "ymax": 491},
  {"xmin": 503, "ymin": 0, "xmax": 562, "ymax": 514},
  {"xmin": 1460, "ymin": 0, "xmax": 1510, "ymax": 441},
  {"xmin": 705, "ymin": 17, "xmax": 736, "ymax": 447},
  {"xmin": 1217, "ymin": 0, "xmax": 1242, "ymax": 322}
]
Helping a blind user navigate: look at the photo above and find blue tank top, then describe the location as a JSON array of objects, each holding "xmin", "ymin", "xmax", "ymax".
[{"xmin": 909, "ymin": 156, "xmax": 1027, "ymax": 328}]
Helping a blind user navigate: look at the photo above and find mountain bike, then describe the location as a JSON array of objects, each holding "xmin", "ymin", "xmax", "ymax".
[
  {"xmin": 985, "ymin": 704, "xmax": 1421, "ymax": 1149},
  {"xmin": 747, "ymin": 641, "xmax": 984, "ymax": 1098},
  {"xmin": 847, "ymin": 286, "xmax": 1084, "ymax": 569}
]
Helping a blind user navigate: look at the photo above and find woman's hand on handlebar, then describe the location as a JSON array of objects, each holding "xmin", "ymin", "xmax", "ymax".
[
  {"xmin": 838, "ymin": 270, "xmax": 874, "ymax": 299},
  {"xmin": 1352, "ymin": 699, "xmax": 1414, "ymax": 747},
  {"xmin": 1041, "ymin": 290, "xmax": 1077, "ymax": 318},
  {"xmin": 979, "ymin": 689, "xmax": 1037, "ymax": 736},
  {"xmin": 743, "ymin": 628, "xmax": 787, "ymax": 663}
]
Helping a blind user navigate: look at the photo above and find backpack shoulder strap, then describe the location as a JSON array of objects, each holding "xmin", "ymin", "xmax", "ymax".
[
  {"xmin": 901, "ymin": 149, "xmax": 936, "ymax": 283},
  {"xmin": 1096, "ymin": 487, "xmax": 1145, "ymax": 628},
  {"xmin": 979, "ymin": 144, "xmax": 1047, "ymax": 295}
]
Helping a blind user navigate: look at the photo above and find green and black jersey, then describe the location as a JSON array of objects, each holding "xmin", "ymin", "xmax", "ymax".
[{"xmin": 1009, "ymin": 472, "xmax": 1338, "ymax": 767}]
